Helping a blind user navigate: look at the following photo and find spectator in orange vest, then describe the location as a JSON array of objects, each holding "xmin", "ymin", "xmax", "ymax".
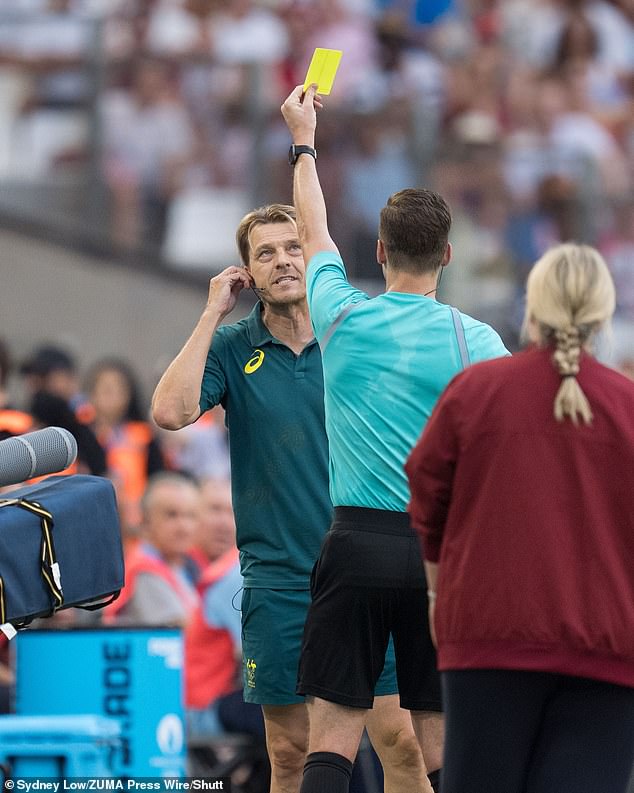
[
  {"xmin": 185, "ymin": 478, "xmax": 264, "ymax": 738},
  {"xmin": 105, "ymin": 472, "xmax": 200, "ymax": 626},
  {"xmin": 85, "ymin": 357, "xmax": 165, "ymax": 541}
]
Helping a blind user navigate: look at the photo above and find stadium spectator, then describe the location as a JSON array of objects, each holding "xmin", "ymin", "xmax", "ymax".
[
  {"xmin": 85, "ymin": 357, "xmax": 165, "ymax": 538},
  {"xmin": 294, "ymin": 0, "xmax": 379, "ymax": 105},
  {"xmin": 100, "ymin": 57, "xmax": 194, "ymax": 248},
  {"xmin": 185, "ymin": 477, "xmax": 265, "ymax": 739},
  {"xmin": 159, "ymin": 406, "xmax": 230, "ymax": 483},
  {"xmin": 552, "ymin": 9, "xmax": 628, "ymax": 119},
  {"xmin": 20, "ymin": 343, "xmax": 80, "ymax": 405},
  {"xmin": 206, "ymin": 0, "xmax": 289, "ymax": 68},
  {"xmin": 370, "ymin": 13, "xmax": 446, "ymax": 113},
  {"xmin": 104, "ymin": 471, "xmax": 200, "ymax": 627},
  {"xmin": 500, "ymin": 0, "xmax": 633, "ymax": 72},
  {"xmin": 503, "ymin": 71, "xmax": 628, "ymax": 204},
  {"xmin": 598, "ymin": 200, "xmax": 634, "ymax": 365},
  {"xmin": 20, "ymin": 343, "xmax": 107, "ymax": 476},
  {"xmin": 187, "ymin": 475, "xmax": 235, "ymax": 576},
  {"xmin": 145, "ymin": 0, "xmax": 203, "ymax": 59},
  {"xmin": 341, "ymin": 110, "xmax": 415, "ymax": 278}
]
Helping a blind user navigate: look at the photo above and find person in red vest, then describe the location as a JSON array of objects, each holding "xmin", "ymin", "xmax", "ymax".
[
  {"xmin": 185, "ymin": 477, "xmax": 264, "ymax": 738},
  {"xmin": 105, "ymin": 472, "xmax": 200, "ymax": 626}
]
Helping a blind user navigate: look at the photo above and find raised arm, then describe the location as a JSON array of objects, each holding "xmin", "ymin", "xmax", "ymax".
[
  {"xmin": 281, "ymin": 84, "xmax": 339, "ymax": 263},
  {"xmin": 152, "ymin": 266, "xmax": 251, "ymax": 430}
]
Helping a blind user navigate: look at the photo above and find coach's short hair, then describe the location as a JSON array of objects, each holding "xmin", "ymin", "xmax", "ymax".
[
  {"xmin": 379, "ymin": 189, "xmax": 451, "ymax": 274},
  {"xmin": 236, "ymin": 204, "xmax": 297, "ymax": 267}
]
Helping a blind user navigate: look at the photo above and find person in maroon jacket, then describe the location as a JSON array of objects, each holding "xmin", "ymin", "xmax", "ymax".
[{"xmin": 405, "ymin": 242, "xmax": 634, "ymax": 793}]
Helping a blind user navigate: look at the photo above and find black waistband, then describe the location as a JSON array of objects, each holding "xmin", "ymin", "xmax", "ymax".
[{"xmin": 333, "ymin": 506, "xmax": 413, "ymax": 535}]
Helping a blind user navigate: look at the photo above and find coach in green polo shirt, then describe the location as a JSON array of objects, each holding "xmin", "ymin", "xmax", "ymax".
[
  {"xmin": 199, "ymin": 301, "xmax": 328, "ymax": 590},
  {"xmin": 152, "ymin": 204, "xmax": 429, "ymax": 793}
]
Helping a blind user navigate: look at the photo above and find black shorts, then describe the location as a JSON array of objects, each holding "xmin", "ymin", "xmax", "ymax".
[{"xmin": 296, "ymin": 506, "xmax": 442, "ymax": 712}]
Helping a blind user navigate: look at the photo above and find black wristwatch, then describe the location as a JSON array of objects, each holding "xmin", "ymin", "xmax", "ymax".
[{"xmin": 288, "ymin": 144, "xmax": 317, "ymax": 166}]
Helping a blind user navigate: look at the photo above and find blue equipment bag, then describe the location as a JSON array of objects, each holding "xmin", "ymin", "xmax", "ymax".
[{"xmin": 0, "ymin": 475, "xmax": 124, "ymax": 628}]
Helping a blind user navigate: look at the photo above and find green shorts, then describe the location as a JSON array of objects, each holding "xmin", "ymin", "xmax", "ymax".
[{"xmin": 241, "ymin": 587, "xmax": 398, "ymax": 706}]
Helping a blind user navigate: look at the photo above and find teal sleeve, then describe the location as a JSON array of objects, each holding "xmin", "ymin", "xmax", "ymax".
[
  {"xmin": 306, "ymin": 251, "xmax": 368, "ymax": 342},
  {"xmin": 465, "ymin": 322, "xmax": 511, "ymax": 364},
  {"xmin": 199, "ymin": 330, "xmax": 228, "ymax": 413}
]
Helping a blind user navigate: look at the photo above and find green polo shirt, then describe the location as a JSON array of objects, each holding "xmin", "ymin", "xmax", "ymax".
[{"xmin": 199, "ymin": 303, "xmax": 331, "ymax": 589}]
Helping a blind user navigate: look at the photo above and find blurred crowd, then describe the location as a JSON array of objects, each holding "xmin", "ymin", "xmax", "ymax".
[
  {"xmin": 0, "ymin": 339, "xmax": 230, "ymax": 532},
  {"xmin": 0, "ymin": 338, "xmax": 251, "ymax": 741},
  {"xmin": 0, "ymin": 0, "xmax": 632, "ymax": 348}
]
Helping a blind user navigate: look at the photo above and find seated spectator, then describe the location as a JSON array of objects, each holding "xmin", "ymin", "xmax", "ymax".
[
  {"xmin": 187, "ymin": 475, "xmax": 236, "ymax": 577},
  {"xmin": 20, "ymin": 342, "xmax": 81, "ymax": 407},
  {"xmin": 500, "ymin": 0, "xmax": 633, "ymax": 73},
  {"xmin": 84, "ymin": 357, "xmax": 165, "ymax": 538},
  {"xmin": 100, "ymin": 57, "xmax": 194, "ymax": 248},
  {"xmin": 598, "ymin": 201, "xmax": 634, "ymax": 365},
  {"xmin": 185, "ymin": 477, "xmax": 264, "ymax": 739},
  {"xmin": 295, "ymin": 0, "xmax": 379, "ymax": 105},
  {"xmin": 20, "ymin": 343, "xmax": 107, "ymax": 476},
  {"xmin": 159, "ymin": 406, "xmax": 230, "ymax": 482},
  {"xmin": 503, "ymin": 72, "xmax": 628, "ymax": 204},
  {"xmin": 205, "ymin": 0, "xmax": 289, "ymax": 68},
  {"xmin": 104, "ymin": 472, "xmax": 200, "ymax": 627},
  {"xmin": 341, "ymin": 110, "xmax": 415, "ymax": 278},
  {"xmin": 7, "ymin": 0, "xmax": 92, "ymax": 111},
  {"xmin": 552, "ymin": 9, "xmax": 629, "ymax": 120}
]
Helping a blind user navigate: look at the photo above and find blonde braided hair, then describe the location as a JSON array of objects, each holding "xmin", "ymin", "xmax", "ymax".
[
  {"xmin": 552, "ymin": 324, "xmax": 592, "ymax": 424},
  {"xmin": 524, "ymin": 244, "xmax": 615, "ymax": 426}
]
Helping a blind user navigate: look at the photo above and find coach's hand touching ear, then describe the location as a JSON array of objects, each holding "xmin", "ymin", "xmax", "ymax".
[{"xmin": 205, "ymin": 266, "xmax": 253, "ymax": 321}]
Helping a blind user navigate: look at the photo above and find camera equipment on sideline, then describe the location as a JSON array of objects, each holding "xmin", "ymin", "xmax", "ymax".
[
  {"xmin": 0, "ymin": 427, "xmax": 77, "ymax": 488},
  {"xmin": 0, "ymin": 428, "xmax": 124, "ymax": 631}
]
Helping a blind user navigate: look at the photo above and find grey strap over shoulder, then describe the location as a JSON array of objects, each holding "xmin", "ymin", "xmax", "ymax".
[
  {"xmin": 450, "ymin": 306, "xmax": 471, "ymax": 369},
  {"xmin": 321, "ymin": 301, "xmax": 363, "ymax": 351}
]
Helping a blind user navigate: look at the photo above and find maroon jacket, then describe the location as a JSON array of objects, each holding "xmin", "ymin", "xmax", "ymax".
[{"xmin": 406, "ymin": 345, "xmax": 634, "ymax": 688}]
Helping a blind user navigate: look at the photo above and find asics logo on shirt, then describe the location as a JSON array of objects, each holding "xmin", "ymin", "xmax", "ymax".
[{"xmin": 244, "ymin": 349, "xmax": 265, "ymax": 374}]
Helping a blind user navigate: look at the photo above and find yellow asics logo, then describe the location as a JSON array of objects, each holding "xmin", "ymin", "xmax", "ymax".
[{"xmin": 244, "ymin": 349, "xmax": 265, "ymax": 374}]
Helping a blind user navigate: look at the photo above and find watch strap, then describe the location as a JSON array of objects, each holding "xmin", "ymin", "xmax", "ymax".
[{"xmin": 289, "ymin": 144, "xmax": 317, "ymax": 166}]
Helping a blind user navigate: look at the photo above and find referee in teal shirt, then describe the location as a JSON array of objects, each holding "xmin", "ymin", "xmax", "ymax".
[{"xmin": 282, "ymin": 85, "xmax": 510, "ymax": 793}]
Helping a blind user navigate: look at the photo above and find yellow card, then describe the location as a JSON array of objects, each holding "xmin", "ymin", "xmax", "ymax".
[{"xmin": 303, "ymin": 48, "xmax": 343, "ymax": 96}]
